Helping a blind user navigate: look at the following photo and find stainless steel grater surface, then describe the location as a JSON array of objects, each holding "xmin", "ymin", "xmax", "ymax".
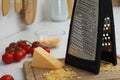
[{"xmin": 68, "ymin": 0, "xmax": 99, "ymax": 61}]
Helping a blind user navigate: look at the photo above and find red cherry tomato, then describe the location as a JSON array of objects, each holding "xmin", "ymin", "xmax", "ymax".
[
  {"xmin": 28, "ymin": 47, "xmax": 34, "ymax": 56},
  {"xmin": 44, "ymin": 48, "xmax": 50, "ymax": 53},
  {"xmin": 0, "ymin": 75, "xmax": 14, "ymax": 80},
  {"xmin": 9, "ymin": 42, "xmax": 17, "ymax": 47},
  {"xmin": 5, "ymin": 52, "xmax": 15, "ymax": 55},
  {"xmin": 17, "ymin": 41, "xmax": 26, "ymax": 49},
  {"xmin": 21, "ymin": 49, "xmax": 27, "ymax": 58},
  {"xmin": 5, "ymin": 47, "xmax": 13, "ymax": 52},
  {"xmin": 14, "ymin": 51, "xmax": 24, "ymax": 62},
  {"xmin": 23, "ymin": 45, "xmax": 31, "ymax": 53},
  {"xmin": 2, "ymin": 53, "xmax": 14, "ymax": 64}
]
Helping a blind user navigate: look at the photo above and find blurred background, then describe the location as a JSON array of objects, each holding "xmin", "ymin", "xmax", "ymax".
[{"xmin": 0, "ymin": 0, "xmax": 119, "ymax": 54}]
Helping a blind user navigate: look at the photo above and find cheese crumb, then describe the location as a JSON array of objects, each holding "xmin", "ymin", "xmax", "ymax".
[
  {"xmin": 42, "ymin": 68, "xmax": 78, "ymax": 80},
  {"xmin": 100, "ymin": 61, "xmax": 120, "ymax": 72}
]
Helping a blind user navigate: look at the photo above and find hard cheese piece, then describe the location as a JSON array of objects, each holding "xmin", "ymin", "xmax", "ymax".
[
  {"xmin": 2, "ymin": 0, "xmax": 10, "ymax": 16},
  {"xmin": 31, "ymin": 47, "xmax": 64, "ymax": 69},
  {"xmin": 14, "ymin": 0, "xmax": 23, "ymax": 13}
]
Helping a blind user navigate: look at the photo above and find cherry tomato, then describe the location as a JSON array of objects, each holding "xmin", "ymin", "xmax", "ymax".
[
  {"xmin": 21, "ymin": 49, "xmax": 26, "ymax": 58},
  {"xmin": 32, "ymin": 41, "xmax": 40, "ymax": 48},
  {"xmin": 17, "ymin": 41, "xmax": 26, "ymax": 49},
  {"xmin": 0, "ymin": 75, "xmax": 14, "ymax": 80},
  {"xmin": 44, "ymin": 48, "xmax": 50, "ymax": 53},
  {"xmin": 5, "ymin": 52, "xmax": 15, "ymax": 55},
  {"xmin": 23, "ymin": 45, "xmax": 31, "ymax": 53},
  {"xmin": 5, "ymin": 47, "xmax": 13, "ymax": 52},
  {"xmin": 14, "ymin": 51, "xmax": 24, "ymax": 62},
  {"xmin": 9, "ymin": 42, "xmax": 17, "ymax": 47},
  {"xmin": 14, "ymin": 46, "xmax": 22, "ymax": 51},
  {"xmin": 28, "ymin": 47, "xmax": 34, "ymax": 56},
  {"xmin": 2, "ymin": 53, "xmax": 14, "ymax": 64}
]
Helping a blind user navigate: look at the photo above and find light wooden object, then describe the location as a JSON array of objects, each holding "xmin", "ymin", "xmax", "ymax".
[
  {"xmin": 112, "ymin": 0, "xmax": 120, "ymax": 6},
  {"xmin": 2, "ymin": 0, "xmax": 10, "ymax": 16},
  {"xmin": 24, "ymin": 59, "xmax": 120, "ymax": 80},
  {"xmin": 21, "ymin": 0, "xmax": 37, "ymax": 25},
  {"xmin": 14, "ymin": 0, "xmax": 23, "ymax": 13},
  {"xmin": 67, "ymin": 0, "xmax": 73, "ymax": 19}
]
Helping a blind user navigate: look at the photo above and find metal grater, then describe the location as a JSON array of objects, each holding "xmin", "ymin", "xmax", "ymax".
[
  {"xmin": 68, "ymin": 0, "xmax": 99, "ymax": 61},
  {"xmin": 65, "ymin": 0, "xmax": 117, "ymax": 74}
]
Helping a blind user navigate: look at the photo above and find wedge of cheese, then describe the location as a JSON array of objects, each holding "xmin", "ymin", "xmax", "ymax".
[{"xmin": 31, "ymin": 47, "xmax": 64, "ymax": 69}]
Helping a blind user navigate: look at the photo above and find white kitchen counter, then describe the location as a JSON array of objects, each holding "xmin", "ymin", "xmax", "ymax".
[
  {"xmin": 0, "ymin": 20, "xmax": 70, "ymax": 80},
  {"xmin": 0, "ymin": 7, "xmax": 120, "ymax": 80}
]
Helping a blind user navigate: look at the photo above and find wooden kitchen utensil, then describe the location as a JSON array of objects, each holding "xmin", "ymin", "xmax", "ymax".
[
  {"xmin": 2, "ymin": 0, "xmax": 10, "ymax": 16},
  {"xmin": 21, "ymin": 0, "xmax": 37, "ymax": 25},
  {"xmin": 23, "ymin": 59, "xmax": 120, "ymax": 80},
  {"xmin": 112, "ymin": 0, "xmax": 120, "ymax": 6},
  {"xmin": 14, "ymin": 0, "xmax": 23, "ymax": 13},
  {"xmin": 67, "ymin": 0, "xmax": 73, "ymax": 19},
  {"xmin": 65, "ymin": 0, "xmax": 117, "ymax": 74}
]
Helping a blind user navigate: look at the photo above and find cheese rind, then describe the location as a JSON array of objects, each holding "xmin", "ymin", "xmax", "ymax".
[{"xmin": 31, "ymin": 47, "xmax": 64, "ymax": 69}]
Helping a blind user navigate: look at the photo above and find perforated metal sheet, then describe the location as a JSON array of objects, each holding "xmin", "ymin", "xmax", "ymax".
[
  {"xmin": 102, "ymin": 17, "xmax": 112, "ymax": 52},
  {"xmin": 68, "ymin": 0, "xmax": 99, "ymax": 61}
]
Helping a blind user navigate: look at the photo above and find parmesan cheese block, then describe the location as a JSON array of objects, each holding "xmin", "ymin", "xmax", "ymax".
[{"xmin": 31, "ymin": 47, "xmax": 64, "ymax": 69}]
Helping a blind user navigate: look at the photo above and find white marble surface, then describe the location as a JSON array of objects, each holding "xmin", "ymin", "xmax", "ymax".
[
  {"xmin": 0, "ymin": 20, "xmax": 70, "ymax": 80},
  {"xmin": 0, "ymin": 7, "xmax": 120, "ymax": 80}
]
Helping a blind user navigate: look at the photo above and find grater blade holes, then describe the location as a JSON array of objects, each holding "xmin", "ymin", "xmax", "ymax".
[{"xmin": 102, "ymin": 17, "xmax": 112, "ymax": 52}]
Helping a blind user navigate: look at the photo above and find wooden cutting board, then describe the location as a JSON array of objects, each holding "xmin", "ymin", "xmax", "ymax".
[
  {"xmin": 21, "ymin": 0, "xmax": 37, "ymax": 25},
  {"xmin": 23, "ymin": 58, "xmax": 120, "ymax": 80}
]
